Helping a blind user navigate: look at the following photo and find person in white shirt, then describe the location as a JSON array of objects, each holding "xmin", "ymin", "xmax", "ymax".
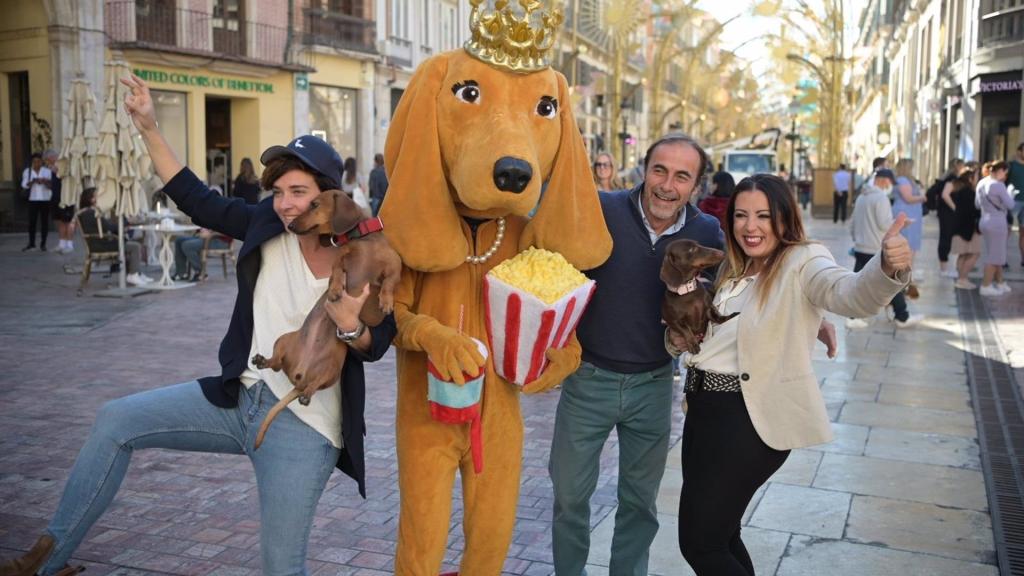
[
  {"xmin": 21, "ymin": 153, "xmax": 53, "ymax": 251},
  {"xmin": 832, "ymin": 163, "xmax": 852, "ymax": 223}
]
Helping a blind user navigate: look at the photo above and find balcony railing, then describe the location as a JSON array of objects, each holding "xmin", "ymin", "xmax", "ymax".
[
  {"xmin": 302, "ymin": 8, "xmax": 376, "ymax": 54},
  {"xmin": 979, "ymin": 1, "xmax": 1024, "ymax": 47},
  {"xmin": 105, "ymin": 0, "xmax": 294, "ymax": 67}
]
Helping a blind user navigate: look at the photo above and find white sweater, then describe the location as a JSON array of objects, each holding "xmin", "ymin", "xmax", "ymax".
[{"xmin": 850, "ymin": 186, "xmax": 893, "ymax": 254}]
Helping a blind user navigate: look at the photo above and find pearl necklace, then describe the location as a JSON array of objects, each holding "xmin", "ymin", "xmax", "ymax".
[{"xmin": 466, "ymin": 217, "xmax": 506, "ymax": 264}]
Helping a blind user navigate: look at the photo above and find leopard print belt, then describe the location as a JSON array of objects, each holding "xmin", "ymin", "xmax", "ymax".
[{"xmin": 684, "ymin": 368, "xmax": 742, "ymax": 393}]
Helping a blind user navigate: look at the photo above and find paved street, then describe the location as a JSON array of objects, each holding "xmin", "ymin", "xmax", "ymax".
[{"xmin": 0, "ymin": 213, "xmax": 1021, "ymax": 576}]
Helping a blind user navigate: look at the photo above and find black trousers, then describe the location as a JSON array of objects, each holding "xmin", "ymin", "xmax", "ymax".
[
  {"xmin": 678, "ymin": 391, "xmax": 789, "ymax": 576},
  {"xmin": 27, "ymin": 200, "xmax": 50, "ymax": 248},
  {"xmin": 853, "ymin": 251, "xmax": 907, "ymax": 321},
  {"xmin": 937, "ymin": 212, "xmax": 954, "ymax": 263},
  {"xmin": 832, "ymin": 191, "xmax": 848, "ymax": 223}
]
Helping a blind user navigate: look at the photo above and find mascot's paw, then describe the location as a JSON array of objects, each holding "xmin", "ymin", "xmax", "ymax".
[
  {"xmin": 521, "ymin": 345, "xmax": 579, "ymax": 395},
  {"xmin": 420, "ymin": 323, "xmax": 486, "ymax": 385}
]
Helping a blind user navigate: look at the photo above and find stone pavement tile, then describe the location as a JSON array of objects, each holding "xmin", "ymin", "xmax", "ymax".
[
  {"xmin": 741, "ymin": 484, "xmax": 767, "ymax": 525},
  {"xmin": 586, "ymin": 513, "xmax": 789, "ymax": 576},
  {"xmin": 655, "ymin": 467, "xmax": 681, "ymax": 516},
  {"xmin": 865, "ymin": 427, "xmax": 981, "ymax": 469},
  {"xmin": 767, "ymin": 449, "xmax": 821, "ymax": 487},
  {"xmin": 777, "ymin": 536, "xmax": 997, "ymax": 576},
  {"xmin": 839, "ymin": 400, "xmax": 977, "ymax": 437},
  {"xmin": 812, "ymin": 453, "xmax": 987, "ymax": 511},
  {"xmin": 806, "ymin": 423, "xmax": 868, "ymax": 456},
  {"xmin": 846, "ymin": 495, "xmax": 995, "ymax": 563},
  {"xmin": 812, "ymin": 360, "xmax": 859, "ymax": 382},
  {"xmin": 748, "ymin": 484, "xmax": 850, "ymax": 538},
  {"xmin": 877, "ymin": 382, "xmax": 972, "ymax": 412},
  {"xmin": 820, "ymin": 380, "xmax": 879, "ymax": 403},
  {"xmin": 854, "ymin": 362, "xmax": 967, "ymax": 389}
]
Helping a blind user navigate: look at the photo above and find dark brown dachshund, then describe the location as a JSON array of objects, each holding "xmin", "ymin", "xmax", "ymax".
[
  {"xmin": 661, "ymin": 239, "xmax": 738, "ymax": 355},
  {"xmin": 251, "ymin": 189, "xmax": 402, "ymax": 448}
]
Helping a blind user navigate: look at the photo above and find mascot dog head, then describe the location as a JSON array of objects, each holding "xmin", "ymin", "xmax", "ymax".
[{"xmin": 379, "ymin": 49, "xmax": 613, "ymax": 272}]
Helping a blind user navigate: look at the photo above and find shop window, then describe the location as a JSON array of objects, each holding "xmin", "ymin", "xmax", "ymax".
[
  {"xmin": 309, "ymin": 85, "xmax": 358, "ymax": 162},
  {"xmin": 152, "ymin": 90, "xmax": 188, "ymax": 167}
]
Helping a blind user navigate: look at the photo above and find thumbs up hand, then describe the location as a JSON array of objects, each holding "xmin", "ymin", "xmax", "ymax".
[{"xmin": 881, "ymin": 213, "xmax": 912, "ymax": 277}]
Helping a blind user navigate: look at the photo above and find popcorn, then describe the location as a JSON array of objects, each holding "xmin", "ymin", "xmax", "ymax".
[
  {"xmin": 489, "ymin": 247, "xmax": 589, "ymax": 304},
  {"xmin": 485, "ymin": 248, "xmax": 596, "ymax": 385}
]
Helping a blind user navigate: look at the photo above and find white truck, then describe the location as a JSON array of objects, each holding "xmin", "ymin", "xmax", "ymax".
[{"xmin": 708, "ymin": 128, "xmax": 781, "ymax": 182}]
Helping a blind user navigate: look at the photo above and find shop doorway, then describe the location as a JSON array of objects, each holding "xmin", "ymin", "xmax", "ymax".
[
  {"xmin": 8, "ymin": 72, "xmax": 31, "ymax": 187},
  {"xmin": 206, "ymin": 97, "xmax": 232, "ymax": 195}
]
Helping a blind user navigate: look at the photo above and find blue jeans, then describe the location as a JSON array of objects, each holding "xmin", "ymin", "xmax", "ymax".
[
  {"xmin": 549, "ymin": 361, "xmax": 675, "ymax": 576},
  {"xmin": 42, "ymin": 381, "xmax": 339, "ymax": 576},
  {"xmin": 174, "ymin": 236, "xmax": 228, "ymax": 276}
]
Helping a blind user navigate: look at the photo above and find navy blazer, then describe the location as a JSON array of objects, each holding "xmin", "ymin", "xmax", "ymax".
[{"xmin": 163, "ymin": 168, "xmax": 396, "ymax": 497}]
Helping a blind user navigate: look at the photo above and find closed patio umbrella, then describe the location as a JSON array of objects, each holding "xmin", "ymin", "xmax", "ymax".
[{"xmin": 56, "ymin": 77, "xmax": 99, "ymax": 209}]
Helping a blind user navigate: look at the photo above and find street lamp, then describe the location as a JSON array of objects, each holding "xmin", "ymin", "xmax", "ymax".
[{"xmin": 785, "ymin": 97, "xmax": 800, "ymax": 181}]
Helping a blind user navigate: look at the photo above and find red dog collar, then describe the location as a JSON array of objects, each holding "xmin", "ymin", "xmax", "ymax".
[{"xmin": 330, "ymin": 217, "xmax": 384, "ymax": 247}]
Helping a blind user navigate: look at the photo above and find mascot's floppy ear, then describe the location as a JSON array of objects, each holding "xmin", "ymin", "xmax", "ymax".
[
  {"xmin": 520, "ymin": 71, "xmax": 612, "ymax": 271},
  {"xmin": 380, "ymin": 53, "xmax": 468, "ymax": 272}
]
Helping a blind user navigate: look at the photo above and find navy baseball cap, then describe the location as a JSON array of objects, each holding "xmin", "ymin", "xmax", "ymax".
[
  {"xmin": 874, "ymin": 168, "xmax": 897, "ymax": 183},
  {"xmin": 260, "ymin": 135, "xmax": 343, "ymax": 189}
]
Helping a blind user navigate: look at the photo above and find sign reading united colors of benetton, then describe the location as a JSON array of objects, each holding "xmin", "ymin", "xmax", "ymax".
[{"xmin": 133, "ymin": 68, "xmax": 275, "ymax": 94}]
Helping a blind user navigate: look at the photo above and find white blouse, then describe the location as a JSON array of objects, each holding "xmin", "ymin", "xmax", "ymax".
[
  {"xmin": 682, "ymin": 275, "xmax": 757, "ymax": 375},
  {"xmin": 239, "ymin": 234, "xmax": 342, "ymax": 448}
]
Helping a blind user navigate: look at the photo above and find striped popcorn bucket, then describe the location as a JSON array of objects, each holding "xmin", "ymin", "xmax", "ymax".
[{"xmin": 483, "ymin": 275, "xmax": 596, "ymax": 386}]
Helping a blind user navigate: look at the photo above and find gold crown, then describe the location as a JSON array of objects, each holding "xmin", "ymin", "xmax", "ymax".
[{"xmin": 464, "ymin": 0, "xmax": 564, "ymax": 74}]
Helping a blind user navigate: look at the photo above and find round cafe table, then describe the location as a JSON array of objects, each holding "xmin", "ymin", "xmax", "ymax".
[{"xmin": 131, "ymin": 222, "xmax": 200, "ymax": 289}]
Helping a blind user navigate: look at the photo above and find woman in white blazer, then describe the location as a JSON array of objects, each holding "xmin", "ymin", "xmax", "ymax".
[{"xmin": 670, "ymin": 174, "xmax": 912, "ymax": 575}]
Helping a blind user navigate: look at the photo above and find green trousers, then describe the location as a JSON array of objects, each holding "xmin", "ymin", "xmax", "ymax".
[{"xmin": 549, "ymin": 360, "xmax": 675, "ymax": 575}]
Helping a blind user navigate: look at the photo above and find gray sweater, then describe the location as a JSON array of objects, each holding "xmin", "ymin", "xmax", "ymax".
[{"xmin": 850, "ymin": 185, "xmax": 893, "ymax": 254}]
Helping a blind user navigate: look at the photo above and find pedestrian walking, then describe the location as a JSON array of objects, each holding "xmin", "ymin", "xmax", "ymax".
[
  {"xmin": 21, "ymin": 152, "xmax": 53, "ymax": 252},
  {"xmin": 549, "ymin": 133, "xmax": 724, "ymax": 576},
  {"xmin": 977, "ymin": 161, "xmax": 1014, "ymax": 296},
  {"xmin": 1007, "ymin": 142, "xmax": 1024, "ymax": 267},
  {"xmin": 832, "ymin": 163, "xmax": 851, "ymax": 223},
  {"xmin": 592, "ymin": 151, "xmax": 626, "ymax": 192},
  {"xmin": 893, "ymin": 158, "xmax": 926, "ymax": 298},
  {"xmin": 944, "ymin": 170, "xmax": 982, "ymax": 289},
  {"xmin": 0, "ymin": 74, "xmax": 397, "ymax": 576},
  {"xmin": 847, "ymin": 169, "xmax": 922, "ymax": 328},
  {"xmin": 367, "ymin": 152, "xmax": 388, "ymax": 216},
  {"xmin": 672, "ymin": 173, "xmax": 912, "ymax": 576},
  {"xmin": 931, "ymin": 158, "xmax": 966, "ymax": 278},
  {"xmin": 233, "ymin": 157, "xmax": 261, "ymax": 204},
  {"xmin": 698, "ymin": 170, "xmax": 735, "ymax": 230}
]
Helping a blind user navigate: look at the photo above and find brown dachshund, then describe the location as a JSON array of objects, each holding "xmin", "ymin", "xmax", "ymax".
[
  {"xmin": 661, "ymin": 239, "xmax": 738, "ymax": 355},
  {"xmin": 250, "ymin": 189, "xmax": 402, "ymax": 448}
]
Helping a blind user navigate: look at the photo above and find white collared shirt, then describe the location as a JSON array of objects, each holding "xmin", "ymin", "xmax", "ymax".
[
  {"xmin": 637, "ymin": 193, "xmax": 688, "ymax": 244},
  {"xmin": 21, "ymin": 166, "xmax": 53, "ymax": 202}
]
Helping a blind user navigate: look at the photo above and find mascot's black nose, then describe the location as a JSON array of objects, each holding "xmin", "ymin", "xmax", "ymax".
[{"xmin": 493, "ymin": 157, "xmax": 532, "ymax": 193}]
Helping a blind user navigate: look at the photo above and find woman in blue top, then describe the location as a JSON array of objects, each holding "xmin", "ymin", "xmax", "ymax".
[
  {"xmin": 893, "ymin": 158, "xmax": 925, "ymax": 296},
  {"xmin": 0, "ymin": 74, "xmax": 396, "ymax": 576}
]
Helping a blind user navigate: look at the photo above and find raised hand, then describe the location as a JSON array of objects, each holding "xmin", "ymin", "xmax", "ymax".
[
  {"xmin": 120, "ymin": 74, "xmax": 158, "ymax": 133},
  {"xmin": 881, "ymin": 212, "xmax": 912, "ymax": 277}
]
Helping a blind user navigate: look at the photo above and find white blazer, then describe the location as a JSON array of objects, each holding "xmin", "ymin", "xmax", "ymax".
[{"xmin": 718, "ymin": 243, "xmax": 908, "ymax": 450}]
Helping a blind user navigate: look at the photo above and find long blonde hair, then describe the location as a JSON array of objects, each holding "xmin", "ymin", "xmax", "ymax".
[
  {"xmin": 895, "ymin": 158, "xmax": 914, "ymax": 180},
  {"xmin": 717, "ymin": 173, "xmax": 809, "ymax": 307}
]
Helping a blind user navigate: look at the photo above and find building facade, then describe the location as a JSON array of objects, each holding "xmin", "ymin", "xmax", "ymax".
[
  {"xmin": 0, "ymin": 0, "xmax": 739, "ymax": 228},
  {"xmin": 848, "ymin": 0, "xmax": 1023, "ymax": 183}
]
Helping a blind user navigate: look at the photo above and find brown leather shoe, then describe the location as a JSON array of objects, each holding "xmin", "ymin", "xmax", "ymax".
[{"xmin": 0, "ymin": 534, "xmax": 55, "ymax": 576}]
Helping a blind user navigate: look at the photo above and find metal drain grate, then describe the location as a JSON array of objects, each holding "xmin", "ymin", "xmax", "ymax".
[{"xmin": 959, "ymin": 289, "xmax": 1024, "ymax": 575}]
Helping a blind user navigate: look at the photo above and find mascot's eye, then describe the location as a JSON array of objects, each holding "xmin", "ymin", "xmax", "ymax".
[
  {"xmin": 536, "ymin": 97, "xmax": 558, "ymax": 119},
  {"xmin": 452, "ymin": 81, "xmax": 481, "ymax": 104}
]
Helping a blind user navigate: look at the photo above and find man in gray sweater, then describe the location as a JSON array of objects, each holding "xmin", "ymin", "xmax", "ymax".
[{"xmin": 848, "ymin": 168, "xmax": 921, "ymax": 328}]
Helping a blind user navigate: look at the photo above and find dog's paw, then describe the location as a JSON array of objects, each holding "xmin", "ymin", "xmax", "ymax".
[
  {"xmin": 378, "ymin": 295, "xmax": 395, "ymax": 315},
  {"xmin": 252, "ymin": 354, "xmax": 268, "ymax": 368}
]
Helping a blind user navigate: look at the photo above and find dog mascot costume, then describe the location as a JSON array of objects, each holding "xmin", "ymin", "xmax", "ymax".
[{"xmin": 378, "ymin": 1, "xmax": 613, "ymax": 574}]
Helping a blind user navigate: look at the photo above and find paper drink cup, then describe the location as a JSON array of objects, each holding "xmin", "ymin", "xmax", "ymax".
[{"xmin": 427, "ymin": 337, "xmax": 488, "ymax": 473}]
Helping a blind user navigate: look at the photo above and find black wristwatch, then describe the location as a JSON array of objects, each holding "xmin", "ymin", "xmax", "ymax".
[{"xmin": 335, "ymin": 321, "xmax": 366, "ymax": 343}]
